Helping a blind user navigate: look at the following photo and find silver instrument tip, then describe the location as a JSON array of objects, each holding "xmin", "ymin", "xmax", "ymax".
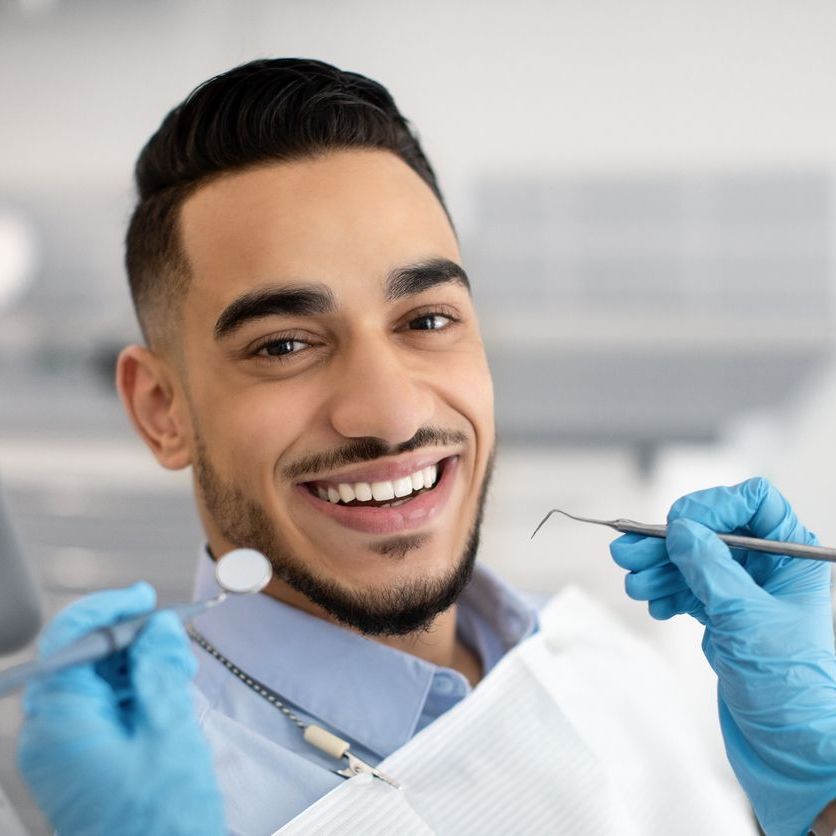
[{"xmin": 531, "ymin": 508, "xmax": 616, "ymax": 539}]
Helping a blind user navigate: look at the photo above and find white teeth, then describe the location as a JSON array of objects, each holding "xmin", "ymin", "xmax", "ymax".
[
  {"xmin": 393, "ymin": 476, "xmax": 412, "ymax": 498},
  {"xmin": 317, "ymin": 462, "xmax": 443, "ymax": 505},
  {"xmin": 354, "ymin": 482, "xmax": 373, "ymax": 501},
  {"xmin": 371, "ymin": 481, "xmax": 396, "ymax": 501}
]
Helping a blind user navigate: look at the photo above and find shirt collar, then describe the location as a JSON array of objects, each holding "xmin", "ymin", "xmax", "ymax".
[{"xmin": 191, "ymin": 547, "xmax": 537, "ymax": 758}]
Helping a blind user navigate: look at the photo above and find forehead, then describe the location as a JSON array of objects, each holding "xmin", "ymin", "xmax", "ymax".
[{"xmin": 178, "ymin": 150, "xmax": 460, "ymax": 319}]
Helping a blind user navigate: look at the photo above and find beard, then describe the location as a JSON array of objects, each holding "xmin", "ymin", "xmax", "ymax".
[{"xmin": 194, "ymin": 434, "xmax": 494, "ymax": 637}]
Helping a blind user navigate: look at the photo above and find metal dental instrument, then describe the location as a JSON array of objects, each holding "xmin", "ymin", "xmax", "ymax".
[
  {"xmin": 0, "ymin": 548, "xmax": 272, "ymax": 699},
  {"xmin": 531, "ymin": 509, "xmax": 836, "ymax": 564}
]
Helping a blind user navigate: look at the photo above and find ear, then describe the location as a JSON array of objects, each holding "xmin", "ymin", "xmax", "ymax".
[{"xmin": 116, "ymin": 345, "xmax": 192, "ymax": 470}]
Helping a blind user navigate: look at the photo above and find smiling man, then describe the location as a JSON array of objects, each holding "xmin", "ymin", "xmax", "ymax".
[
  {"xmin": 14, "ymin": 56, "xmax": 836, "ymax": 836},
  {"xmin": 115, "ymin": 58, "xmax": 521, "ymax": 830},
  {"xmin": 107, "ymin": 59, "xmax": 771, "ymax": 836},
  {"xmin": 125, "ymin": 151, "xmax": 493, "ymax": 643}
]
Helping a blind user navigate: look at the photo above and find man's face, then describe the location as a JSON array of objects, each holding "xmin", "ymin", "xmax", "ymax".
[{"xmin": 173, "ymin": 150, "xmax": 495, "ymax": 634}]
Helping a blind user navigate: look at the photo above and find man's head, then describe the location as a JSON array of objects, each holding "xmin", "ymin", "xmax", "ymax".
[
  {"xmin": 117, "ymin": 59, "xmax": 495, "ymax": 636},
  {"xmin": 125, "ymin": 58, "xmax": 448, "ymax": 349}
]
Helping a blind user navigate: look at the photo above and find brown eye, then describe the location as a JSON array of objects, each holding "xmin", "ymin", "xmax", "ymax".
[
  {"xmin": 255, "ymin": 338, "xmax": 309, "ymax": 358},
  {"xmin": 409, "ymin": 313, "xmax": 455, "ymax": 331}
]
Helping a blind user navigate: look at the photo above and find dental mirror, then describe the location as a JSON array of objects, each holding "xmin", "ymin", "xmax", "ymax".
[{"xmin": 215, "ymin": 548, "xmax": 273, "ymax": 596}]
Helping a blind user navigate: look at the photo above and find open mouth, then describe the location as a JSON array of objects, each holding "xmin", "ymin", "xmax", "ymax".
[{"xmin": 303, "ymin": 457, "xmax": 450, "ymax": 510}]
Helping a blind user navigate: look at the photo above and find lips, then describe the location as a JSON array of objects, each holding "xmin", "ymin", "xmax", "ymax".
[{"xmin": 296, "ymin": 455, "xmax": 459, "ymax": 535}]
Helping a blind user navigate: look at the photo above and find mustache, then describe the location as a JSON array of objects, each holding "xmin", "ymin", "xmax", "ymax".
[{"xmin": 282, "ymin": 426, "xmax": 468, "ymax": 481}]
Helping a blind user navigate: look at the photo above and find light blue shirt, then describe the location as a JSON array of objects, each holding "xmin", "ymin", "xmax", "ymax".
[{"xmin": 189, "ymin": 549, "xmax": 538, "ymax": 835}]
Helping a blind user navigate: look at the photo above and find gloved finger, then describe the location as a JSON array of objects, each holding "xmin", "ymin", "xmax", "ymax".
[
  {"xmin": 667, "ymin": 477, "xmax": 815, "ymax": 547},
  {"xmin": 648, "ymin": 588, "xmax": 706, "ymax": 622},
  {"xmin": 666, "ymin": 518, "xmax": 767, "ymax": 616},
  {"xmin": 95, "ymin": 649, "xmax": 135, "ymax": 705},
  {"xmin": 39, "ymin": 582, "xmax": 157, "ymax": 657},
  {"xmin": 700, "ymin": 628, "xmax": 717, "ymax": 671},
  {"xmin": 758, "ymin": 554, "xmax": 832, "ymax": 599},
  {"xmin": 23, "ymin": 584, "xmax": 157, "ymax": 716},
  {"xmin": 17, "ymin": 691, "xmax": 119, "ymax": 798},
  {"xmin": 22, "ymin": 657, "xmax": 122, "ymax": 724},
  {"xmin": 23, "ymin": 647, "xmax": 136, "ymax": 718},
  {"xmin": 131, "ymin": 611, "xmax": 199, "ymax": 733},
  {"xmin": 610, "ymin": 534, "xmax": 669, "ymax": 571},
  {"xmin": 624, "ymin": 563, "xmax": 690, "ymax": 601}
]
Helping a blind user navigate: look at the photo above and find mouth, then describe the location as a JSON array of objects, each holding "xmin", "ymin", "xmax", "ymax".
[{"xmin": 295, "ymin": 455, "xmax": 459, "ymax": 535}]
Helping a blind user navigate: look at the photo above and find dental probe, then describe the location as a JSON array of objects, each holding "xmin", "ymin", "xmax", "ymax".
[
  {"xmin": 0, "ymin": 597, "xmax": 225, "ymax": 698},
  {"xmin": 530, "ymin": 509, "xmax": 836, "ymax": 564},
  {"xmin": 0, "ymin": 548, "xmax": 272, "ymax": 699}
]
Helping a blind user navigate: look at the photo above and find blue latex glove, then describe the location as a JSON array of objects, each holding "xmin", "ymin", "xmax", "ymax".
[
  {"xmin": 17, "ymin": 582, "xmax": 226, "ymax": 836},
  {"xmin": 610, "ymin": 478, "xmax": 836, "ymax": 836}
]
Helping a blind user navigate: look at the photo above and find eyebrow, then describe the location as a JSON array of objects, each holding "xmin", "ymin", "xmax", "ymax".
[
  {"xmin": 213, "ymin": 258, "xmax": 470, "ymax": 340},
  {"xmin": 385, "ymin": 258, "xmax": 470, "ymax": 300},
  {"xmin": 214, "ymin": 284, "xmax": 336, "ymax": 339}
]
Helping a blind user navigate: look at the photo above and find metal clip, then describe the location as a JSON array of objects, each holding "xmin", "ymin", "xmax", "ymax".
[
  {"xmin": 303, "ymin": 723, "xmax": 401, "ymax": 789},
  {"xmin": 337, "ymin": 751, "xmax": 401, "ymax": 789}
]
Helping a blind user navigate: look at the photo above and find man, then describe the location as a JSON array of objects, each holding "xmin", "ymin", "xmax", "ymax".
[
  {"xmin": 115, "ymin": 57, "xmax": 530, "ymax": 829},
  {"xmin": 16, "ymin": 59, "xmax": 836, "ymax": 835}
]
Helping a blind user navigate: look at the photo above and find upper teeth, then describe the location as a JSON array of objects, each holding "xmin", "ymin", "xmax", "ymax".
[{"xmin": 317, "ymin": 464, "xmax": 438, "ymax": 504}]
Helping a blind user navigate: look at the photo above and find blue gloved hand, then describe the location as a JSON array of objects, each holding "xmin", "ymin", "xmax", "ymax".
[
  {"xmin": 17, "ymin": 582, "xmax": 226, "ymax": 836},
  {"xmin": 610, "ymin": 478, "xmax": 836, "ymax": 836}
]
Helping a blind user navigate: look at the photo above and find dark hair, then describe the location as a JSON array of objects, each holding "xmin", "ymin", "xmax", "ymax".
[{"xmin": 125, "ymin": 57, "xmax": 448, "ymax": 345}]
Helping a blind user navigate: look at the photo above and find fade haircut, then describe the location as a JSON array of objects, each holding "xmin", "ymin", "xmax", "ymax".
[{"xmin": 125, "ymin": 57, "xmax": 448, "ymax": 347}]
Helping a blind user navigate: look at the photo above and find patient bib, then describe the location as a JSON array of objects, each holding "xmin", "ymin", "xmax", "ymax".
[{"xmin": 277, "ymin": 587, "xmax": 756, "ymax": 835}]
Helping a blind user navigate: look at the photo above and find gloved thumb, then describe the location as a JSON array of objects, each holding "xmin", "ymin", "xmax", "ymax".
[
  {"xmin": 131, "ymin": 611, "xmax": 199, "ymax": 732},
  {"xmin": 666, "ymin": 518, "xmax": 766, "ymax": 617}
]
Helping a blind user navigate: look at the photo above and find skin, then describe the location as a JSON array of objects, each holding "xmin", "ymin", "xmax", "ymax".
[{"xmin": 117, "ymin": 149, "xmax": 495, "ymax": 684}]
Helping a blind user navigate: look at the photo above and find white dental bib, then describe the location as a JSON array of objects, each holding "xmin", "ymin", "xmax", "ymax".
[{"xmin": 277, "ymin": 588, "xmax": 755, "ymax": 835}]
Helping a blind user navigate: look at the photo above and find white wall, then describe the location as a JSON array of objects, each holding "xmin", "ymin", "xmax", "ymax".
[{"xmin": 4, "ymin": 0, "xmax": 836, "ymax": 226}]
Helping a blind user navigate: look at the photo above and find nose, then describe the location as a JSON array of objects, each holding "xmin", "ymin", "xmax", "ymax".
[{"xmin": 327, "ymin": 339, "xmax": 435, "ymax": 446}]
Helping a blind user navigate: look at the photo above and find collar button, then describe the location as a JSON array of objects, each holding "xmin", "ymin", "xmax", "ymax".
[{"xmin": 434, "ymin": 673, "xmax": 456, "ymax": 695}]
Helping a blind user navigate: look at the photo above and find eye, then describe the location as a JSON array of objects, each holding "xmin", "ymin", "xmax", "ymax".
[
  {"xmin": 408, "ymin": 312, "xmax": 457, "ymax": 331},
  {"xmin": 252, "ymin": 336, "xmax": 311, "ymax": 359}
]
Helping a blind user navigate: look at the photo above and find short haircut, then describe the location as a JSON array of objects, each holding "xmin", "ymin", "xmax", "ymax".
[{"xmin": 125, "ymin": 58, "xmax": 448, "ymax": 347}]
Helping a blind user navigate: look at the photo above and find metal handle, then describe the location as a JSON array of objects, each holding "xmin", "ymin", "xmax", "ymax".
[
  {"xmin": 614, "ymin": 519, "xmax": 836, "ymax": 564},
  {"xmin": 0, "ymin": 596, "xmax": 226, "ymax": 699},
  {"xmin": 614, "ymin": 520, "xmax": 668, "ymax": 538}
]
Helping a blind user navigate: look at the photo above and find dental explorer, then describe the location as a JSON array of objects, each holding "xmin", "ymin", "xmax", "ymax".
[{"xmin": 531, "ymin": 509, "xmax": 836, "ymax": 563}]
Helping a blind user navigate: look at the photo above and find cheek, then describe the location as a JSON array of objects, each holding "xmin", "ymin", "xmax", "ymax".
[
  {"xmin": 435, "ymin": 349, "xmax": 495, "ymax": 444},
  {"xmin": 193, "ymin": 385, "xmax": 314, "ymax": 487}
]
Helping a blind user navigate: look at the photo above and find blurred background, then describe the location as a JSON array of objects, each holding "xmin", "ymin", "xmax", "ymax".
[{"xmin": 2, "ymin": 0, "xmax": 836, "ymax": 831}]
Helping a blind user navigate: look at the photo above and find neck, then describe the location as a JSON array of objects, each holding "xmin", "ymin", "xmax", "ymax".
[
  {"xmin": 373, "ymin": 604, "xmax": 457, "ymax": 665},
  {"xmin": 263, "ymin": 575, "xmax": 483, "ymax": 686}
]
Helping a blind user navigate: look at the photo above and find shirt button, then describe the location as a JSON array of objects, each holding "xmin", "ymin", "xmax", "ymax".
[{"xmin": 434, "ymin": 674, "xmax": 455, "ymax": 695}]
